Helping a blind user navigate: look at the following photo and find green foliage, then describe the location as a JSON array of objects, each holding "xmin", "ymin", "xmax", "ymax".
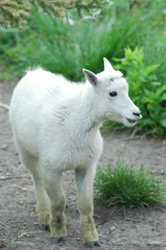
[
  {"xmin": 102, "ymin": 46, "xmax": 166, "ymax": 136},
  {"xmin": 0, "ymin": 7, "xmax": 115, "ymax": 81},
  {"xmin": 113, "ymin": 47, "xmax": 166, "ymax": 136},
  {"xmin": 94, "ymin": 153, "xmax": 166, "ymax": 209},
  {"xmin": 1, "ymin": 0, "xmax": 166, "ymax": 80}
]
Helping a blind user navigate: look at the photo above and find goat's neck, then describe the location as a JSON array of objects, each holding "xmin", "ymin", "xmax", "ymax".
[{"xmin": 72, "ymin": 84, "xmax": 104, "ymax": 138}]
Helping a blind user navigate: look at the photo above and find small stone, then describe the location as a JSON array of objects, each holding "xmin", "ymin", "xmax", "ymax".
[
  {"xmin": 147, "ymin": 241, "xmax": 162, "ymax": 246},
  {"xmin": 70, "ymin": 202, "xmax": 76, "ymax": 205},
  {"xmin": 18, "ymin": 232, "xmax": 30, "ymax": 238},
  {"xmin": 99, "ymin": 240, "xmax": 104, "ymax": 244},
  {"xmin": 1, "ymin": 144, "xmax": 7, "ymax": 150},
  {"xmin": 132, "ymin": 240, "xmax": 141, "ymax": 246},
  {"xmin": 110, "ymin": 226, "xmax": 116, "ymax": 231},
  {"xmin": 161, "ymin": 169, "xmax": 165, "ymax": 175}
]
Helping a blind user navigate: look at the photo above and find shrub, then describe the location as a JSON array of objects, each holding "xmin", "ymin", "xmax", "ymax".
[
  {"xmin": 116, "ymin": 47, "xmax": 166, "ymax": 135},
  {"xmin": 102, "ymin": 47, "xmax": 166, "ymax": 136}
]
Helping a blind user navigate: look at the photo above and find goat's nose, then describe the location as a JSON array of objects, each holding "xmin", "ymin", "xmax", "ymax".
[{"xmin": 133, "ymin": 111, "xmax": 141, "ymax": 117}]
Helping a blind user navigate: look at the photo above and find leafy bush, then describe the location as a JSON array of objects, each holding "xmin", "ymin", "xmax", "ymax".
[
  {"xmin": 94, "ymin": 153, "xmax": 166, "ymax": 209},
  {"xmin": 103, "ymin": 47, "xmax": 166, "ymax": 136}
]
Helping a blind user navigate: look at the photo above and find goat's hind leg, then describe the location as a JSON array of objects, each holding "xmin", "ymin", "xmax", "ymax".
[
  {"xmin": 14, "ymin": 138, "xmax": 50, "ymax": 230},
  {"xmin": 33, "ymin": 172, "xmax": 51, "ymax": 231},
  {"xmin": 75, "ymin": 167, "xmax": 100, "ymax": 248},
  {"xmin": 24, "ymin": 158, "xmax": 51, "ymax": 230},
  {"xmin": 41, "ymin": 170, "xmax": 67, "ymax": 244}
]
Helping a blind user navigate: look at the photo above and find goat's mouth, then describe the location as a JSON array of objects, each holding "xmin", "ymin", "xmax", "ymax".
[{"xmin": 126, "ymin": 118, "xmax": 136, "ymax": 124}]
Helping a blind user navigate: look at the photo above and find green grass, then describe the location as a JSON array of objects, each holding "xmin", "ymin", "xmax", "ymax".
[
  {"xmin": 94, "ymin": 153, "xmax": 166, "ymax": 209},
  {"xmin": 8, "ymin": 229, "xmax": 19, "ymax": 250},
  {"xmin": 1, "ymin": 0, "xmax": 166, "ymax": 81}
]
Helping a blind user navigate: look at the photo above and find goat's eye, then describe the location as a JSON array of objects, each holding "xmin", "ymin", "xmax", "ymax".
[
  {"xmin": 109, "ymin": 91, "xmax": 117, "ymax": 97},
  {"xmin": 110, "ymin": 78, "xmax": 114, "ymax": 81}
]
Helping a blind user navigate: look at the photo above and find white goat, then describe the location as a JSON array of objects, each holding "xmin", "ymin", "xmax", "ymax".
[{"xmin": 9, "ymin": 58, "xmax": 141, "ymax": 248}]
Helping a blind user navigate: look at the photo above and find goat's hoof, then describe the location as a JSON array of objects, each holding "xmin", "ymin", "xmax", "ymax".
[
  {"xmin": 86, "ymin": 242, "xmax": 94, "ymax": 249},
  {"xmin": 61, "ymin": 236, "xmax": 67, "ymax": 242},
  {"xmin": 54, "ymin": 237, "xmax": 60, "ymax": 244},
  {"xmin": 94, "ymin": 240, "xmax": 101, "ymax": 247},
  {"xmin": 66, "ymin": 203, "xmax": 69, "ymax": 208},
  {"xmin": 54, "ymin": 236, "xmax": 67, "ymax": 244},
  {"xmin": 86, "ymin": 241, "xmax": 101, "ymax": 248},
  {"xmin": 41, "ymin": 224, "xmax": 50, "ymax": 232}
]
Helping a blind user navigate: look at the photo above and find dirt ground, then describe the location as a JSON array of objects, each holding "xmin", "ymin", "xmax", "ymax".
[{"xmin": 0, "ymin": 73, "xmax": 166, "ymax": 250}]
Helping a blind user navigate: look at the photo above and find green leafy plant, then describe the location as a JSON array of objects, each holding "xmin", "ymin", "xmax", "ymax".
[
  {"xmin": 102, "ymin": 47, "xmax": 166, "ymax": 136},
  {"xmin": 94, "ymin": 153, "xmax": 166, "ymax": 209},
  {"xmin": 114, "ymin": 47, "xmax": 166, "ymax": 136}
]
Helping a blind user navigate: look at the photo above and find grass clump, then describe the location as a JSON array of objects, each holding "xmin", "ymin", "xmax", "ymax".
[
  {"xmin": 94, "ymin": 153, "xmax": 166, "ymax": 209},
  {"xmin": 8, "ymin": 229, "xmax": 19, "ymax": 250}
]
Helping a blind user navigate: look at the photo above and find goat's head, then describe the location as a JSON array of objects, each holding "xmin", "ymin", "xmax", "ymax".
[{"xmin": 83, "ymin": 58, "xmax": 142, "ymax": 127}]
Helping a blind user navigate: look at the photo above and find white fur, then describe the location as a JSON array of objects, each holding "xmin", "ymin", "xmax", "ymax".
[{"xmin": 9, "ymin": 58, "xmax": 141, "ymax": 246}]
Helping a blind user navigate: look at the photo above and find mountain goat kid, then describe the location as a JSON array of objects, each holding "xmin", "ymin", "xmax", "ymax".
[{"xmin": 9, "ymin": 58, "xmax": 142, "ymax": 248}]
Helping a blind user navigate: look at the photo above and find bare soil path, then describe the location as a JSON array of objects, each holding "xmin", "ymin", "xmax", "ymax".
[{"xmin": 0, "ymin": 75, "xmax": 166, "ymax": 250}]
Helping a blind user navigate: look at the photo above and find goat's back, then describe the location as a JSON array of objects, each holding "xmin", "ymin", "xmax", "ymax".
[{"xmin": 9, "ymin": 69, "xmax": 76, "ymax": 156}]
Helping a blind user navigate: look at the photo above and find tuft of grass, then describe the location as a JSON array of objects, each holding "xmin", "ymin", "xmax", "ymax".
[
  {"xmin": 94, "ymin": 153, "xmax": 166, "ymax": 209},
  {"xmin": 8, "ymin": 229, "xmax": 20, "ymax": 250}
]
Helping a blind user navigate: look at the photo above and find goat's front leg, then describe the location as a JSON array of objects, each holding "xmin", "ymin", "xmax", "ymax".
[
  {"xmin": 75, "ymin": 167, "xmax": 100, "ymax": 248},
  {"xmin": 42, "ymin": 171, "xmax": 67, "ymax": 243}
]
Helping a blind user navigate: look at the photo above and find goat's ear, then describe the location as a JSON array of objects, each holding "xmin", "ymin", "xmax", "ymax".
[
  {"xmin": 103, "ymin": 57, "xmax": 114, "ymax": 71},
  {"xmin": 83, "ymin": 69, "xmax": 98, "ymax": 86}
]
